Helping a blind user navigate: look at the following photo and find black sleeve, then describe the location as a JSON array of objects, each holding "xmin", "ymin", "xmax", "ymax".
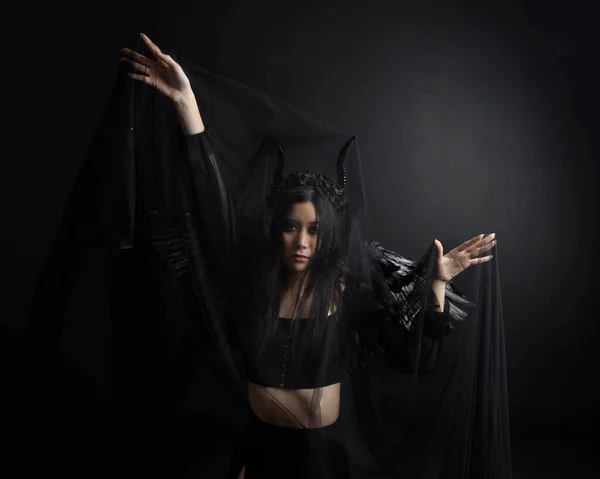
[
  {"xmin": 181, "ymin": 129, "xmax": 236, "ymax": 278},
  {"xmin": 363, "ymin": 241, "xmax": 470, "ymax": 373},
  {"xmin": 377, "ymin": 305, "xmax": 449, "ymax": 373}
]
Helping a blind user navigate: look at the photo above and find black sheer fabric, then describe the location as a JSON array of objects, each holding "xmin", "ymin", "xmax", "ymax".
[{"xmin": 25, "ymin": 35, "xmax": 511, "ymax": 478}]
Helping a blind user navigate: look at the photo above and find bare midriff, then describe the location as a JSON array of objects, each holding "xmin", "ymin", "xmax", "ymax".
[{"xmin": 247, "ymin": 380, "xmax": 341, "ymax": 429}]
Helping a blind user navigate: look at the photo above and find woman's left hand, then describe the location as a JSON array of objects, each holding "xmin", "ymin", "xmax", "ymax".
[{"xmin": 434, "ymin": 233, "xmax": 496, "ymax": 282}]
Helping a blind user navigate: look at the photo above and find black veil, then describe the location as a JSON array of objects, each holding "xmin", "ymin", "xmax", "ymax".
[{"xmin": 24, "ymin": 35, "xmax": 511, "ymax": 478}]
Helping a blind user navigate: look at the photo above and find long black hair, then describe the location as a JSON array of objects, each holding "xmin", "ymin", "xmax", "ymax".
[{"xmin": 252, "ymin": 185, "xmax": 345, "ymax": 356}]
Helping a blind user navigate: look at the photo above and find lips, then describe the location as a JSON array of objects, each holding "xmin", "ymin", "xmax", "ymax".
[{"xmin": 293, "ymin": 254, "xmax": 310, "ymax": 262}]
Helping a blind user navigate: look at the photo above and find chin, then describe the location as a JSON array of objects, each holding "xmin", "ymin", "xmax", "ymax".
[{"xmin": 285, "ymin": 261, "xmax": 308, "ymax": 273}]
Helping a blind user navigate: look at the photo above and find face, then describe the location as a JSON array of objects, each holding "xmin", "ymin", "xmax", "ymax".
[{"xmin": 280, "ymin": 202, "xmax": 319, "ymax": 274}]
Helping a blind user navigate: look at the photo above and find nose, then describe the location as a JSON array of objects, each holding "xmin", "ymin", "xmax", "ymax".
[{"xmin": 296, "ymin": 230, "xmax": 309, "ymax": 249}]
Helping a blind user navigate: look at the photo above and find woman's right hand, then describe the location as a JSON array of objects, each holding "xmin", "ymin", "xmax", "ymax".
[
  {"xmin": 121, "ymin": 33, "xmax": 205, "ymax": 134},
  {"xmin": 120, "ymin": 33, "xmax": 193, "ymax": 103}
]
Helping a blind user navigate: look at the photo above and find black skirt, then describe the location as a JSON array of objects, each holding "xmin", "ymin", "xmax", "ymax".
[{"xmin": 241, "ymin": 412, "xmax": 349, "ymax": 479}]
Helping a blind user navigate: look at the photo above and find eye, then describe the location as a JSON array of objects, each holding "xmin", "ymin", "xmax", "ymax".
[
  {"xmin": 309, "ymin": 225, "xmax": 320, "ymax": 235},
  {"xmin": 282, "ymin": 221, "xmax": 297, "ymax": 232}
]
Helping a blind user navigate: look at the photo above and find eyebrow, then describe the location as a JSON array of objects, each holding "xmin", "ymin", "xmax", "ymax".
[{"xmin": 285, "ymin": 218, "xmax": 319, "ymax": 225}]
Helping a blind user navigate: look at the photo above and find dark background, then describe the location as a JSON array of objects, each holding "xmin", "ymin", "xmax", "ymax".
[{"xmin": 4, "ymin": 0, "xmax": 599, "ymax": 477}]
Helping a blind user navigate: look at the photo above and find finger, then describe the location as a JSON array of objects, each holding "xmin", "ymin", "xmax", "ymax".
[
  {"xmin": 465, "ymin": 233, "xmax": 495, "ymax": 255},
  {"xmin": 121, "ymin": 48, "xmax": 153, "ymax": 68},
  {"xmin": 468, "ymin": 239, "xmax": 496, "ymax": 258},
  {"xmin": 476, "ymin": 239, "xmax": 496, "ymax": 256},
  {"xmin": 470, "ymin": 255, "xmax": 493, "ymax": 265},
  {"xmin": 456, "ymin": 233, "xmax": 485, "ymax": 252},
  {"xmin": 434, "ymin": 239, "xmax": 444, "ymax": 259},
  {"xmin": 120, "ymin": 57, "xmax": 151, "ymax": 75},
  {"xmin": 140, "ymin": 32, "xmax": 158, "ymax": 52},
  {"xmin": 126, "ymin": 72, "xmax": 153, "ymax": 86},
  {"xmin": 140, "ymin": 33, "xmax": 175, "ymax": 66}
]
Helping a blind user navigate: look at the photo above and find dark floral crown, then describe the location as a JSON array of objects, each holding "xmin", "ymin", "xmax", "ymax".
[{"xmin": 268, "ymin": 171, "xmax": 347, "ymax": 215}]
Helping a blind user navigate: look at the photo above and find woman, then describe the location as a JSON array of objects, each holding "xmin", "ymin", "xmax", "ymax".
[
  {"xmin": 118, "ymin": 33, "xmax": 498, "ymax": 478},
  {"xmin": 26, "ymin": 31, "xmax": 507, "ymax": 478}
]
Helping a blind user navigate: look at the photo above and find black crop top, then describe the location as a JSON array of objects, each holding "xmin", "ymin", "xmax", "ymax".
[{"xmin": 245, "ymin": 313, "xmax": 347, "ymax": 389}]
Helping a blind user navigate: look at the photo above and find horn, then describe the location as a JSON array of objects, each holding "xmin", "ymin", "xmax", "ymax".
[
  {"xmin": 269, "ymin": 136, "xmax": 285, "ymax": 185},
  {"xmin": 337, "ymin": 136, "xmax": 357, "ymax": 190}
]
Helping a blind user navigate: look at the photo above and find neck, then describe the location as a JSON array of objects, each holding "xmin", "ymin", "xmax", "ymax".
[
  {"xmin": 283, "ymin": 271, "xmax": 310, "ymax": 318},
  {"xmin": 286, "ymin": 271, "xmax": 303, "ymax": 293}
]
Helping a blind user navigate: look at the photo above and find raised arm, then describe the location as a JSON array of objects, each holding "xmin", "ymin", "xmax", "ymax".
[
  {"xmin": 366, "ymin": 239, "xmax": 490, "ymax": 373},
  {"xmin": 182, "ymin": 128, "xmax": 236, "ymax": 277},
  {"xmin": 122, "ymin": 33, "xmax": 235, "ymax": 273},
  {"xmin": 173, "ymin": 87, "xmax": 205, "ymax": 135}
]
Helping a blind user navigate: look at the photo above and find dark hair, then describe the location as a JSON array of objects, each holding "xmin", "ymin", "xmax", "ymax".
[{"xmin": 253, "ymin": 186, "xmax": 344, "ymax": 356}]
